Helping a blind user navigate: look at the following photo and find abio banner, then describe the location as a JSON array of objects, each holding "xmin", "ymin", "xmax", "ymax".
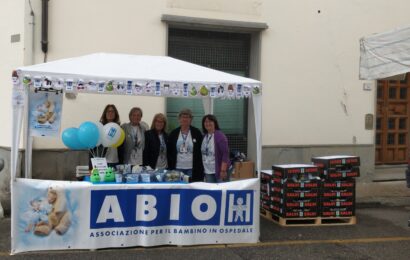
[{"xmin": 11, "ymin": 178, "xmax": 259, "ymax": 254}]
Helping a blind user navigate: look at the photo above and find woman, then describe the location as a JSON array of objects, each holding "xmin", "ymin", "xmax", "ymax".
[
  {"xmin": 89, "ymin": 104, "xmax": 121, "ymax": 169},
  {"xmin": 143, "ymin": 113, "xmax": 168, "ymax": 169},
  {"xmin": 119, "ymin": 107, "xmax": 149, "ymax": 165},
  {"xmin": 167, "ymin": 108, "xmax": 204, "ymax": 182},
  {"xmin": 201, "ymin": 114, "xmax": 230, "ymax": 183}
]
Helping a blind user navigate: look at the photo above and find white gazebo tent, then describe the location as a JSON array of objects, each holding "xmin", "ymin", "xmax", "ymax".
[
  {"xmin": 360, "ymin": 25, "xmax": 410, "ymax": 80},
  {"xmin": 11, "ymin": 53, "xmax": 263, "ymax": 181},
  {"xmin": 10, "ymin": 53, "xmax": 263, "ymax": 253}
]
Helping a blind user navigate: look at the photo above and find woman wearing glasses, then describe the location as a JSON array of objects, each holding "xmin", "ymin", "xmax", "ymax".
[
  {"xmin": 119, "ymin": 107, "xmax": 149, "ymax": 165},
  {"xmin": 89, "ymin": 104, "xmax": 121, "ymax": 169},
  {"xmin": 167, "ymin": 108, "xmax": 204, "ymax": 182}
]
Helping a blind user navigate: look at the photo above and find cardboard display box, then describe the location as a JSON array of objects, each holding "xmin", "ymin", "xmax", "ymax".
[
  {"xmin": 312, "ymin": 155, "xmax": 360, "ymax": 169},
  {"xmin": 272, "ymin": 164, "xmax": 320, "ymax": 179},
  {"xmin": 271, "ymin": 188, "xmax": 319, "ymax": 199},
  {"xmin": 321, "ymin": 207, "xmax": 355, "ymax": 217},
  {"xmin": 233, "ymin": 161, "xmax": 255, "ymax": 179},
  {"xmin": 272, "ymin": 196, "xmax": 318, "ymax": 205},
  {"xmin": 271, "ymin": 204, "xmax": 319, "ymax": 218},
  {"xmin": 272, "ymin": 178, "xmax": 320, "ymax": 189},
  {"xmin": 321, "ymin": 178, "xmax": 355, "ymax": 189},
  {"xmin": 261, "ymin": 170, "xmax": 273, "ymax": 183},
  {"xmin": 321, "ymin": 167, "xmax": 360, "ymax": 179},
  {"xmin": 321, "ymin": 189, "xmax": 355, "ymax": 199},
  {"xmin": 321, "ymin": 198, "xmax": 355, "ymax": 207}
]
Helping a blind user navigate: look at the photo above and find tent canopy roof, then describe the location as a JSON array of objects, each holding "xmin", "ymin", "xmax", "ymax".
[
  {"xmin": 17, "ymin": 53, "xmax": 261, "ymax": 86},
  {"xmin": 359, "ymin": 25, "xmax": 410, "ymax": 80}
]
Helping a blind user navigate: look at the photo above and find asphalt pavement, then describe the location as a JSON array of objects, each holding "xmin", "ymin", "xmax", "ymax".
[{"xmin": 0, "ymin": 203, "xmax": 409, "ymax": 259}]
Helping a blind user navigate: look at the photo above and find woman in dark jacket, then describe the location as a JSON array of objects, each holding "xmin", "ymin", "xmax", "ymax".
[
  {"xmin": 143, "ymin": 113, "xmax": 168, "ymax": 169},
  {"xmin": 167, "ymin": 108, "xmax": 204, "ymax": 182}
]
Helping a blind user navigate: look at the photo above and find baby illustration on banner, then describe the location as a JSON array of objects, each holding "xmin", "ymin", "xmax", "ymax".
[
  {"xmin": 29, "ymin": 91, "xmax": 62, "ymax": 137},
  {"xmin": 23, "ymin": 186, "xmax": 72, "ymax": 236},
  {"xmin": 35, "ymin": 99, "xmax": 56, "ymax": 124},
  {"xmin": 23, "ymin": 198, "xmax": 52, "ymax": 233}
]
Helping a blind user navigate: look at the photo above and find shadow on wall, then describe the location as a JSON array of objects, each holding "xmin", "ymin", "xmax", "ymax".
[{"xmin": 30, "ymin": 150, "xmax": 89, "ymax": 180}]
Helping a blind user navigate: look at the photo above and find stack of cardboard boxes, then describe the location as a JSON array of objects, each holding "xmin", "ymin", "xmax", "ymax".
[
  {"xmin": 267, "ymin": 164, "xmax": 321, "ymax": 218},
  {"xmin": 261, "ymin": 155, "xmax": 360, "ymax": 223},
  {"xmin": 260, "ymin": 171, "xmax": 272, "ymax": 213},
  {"xmin": 312, "ymin": 156, "xmax": 360, "ymax": 218}
]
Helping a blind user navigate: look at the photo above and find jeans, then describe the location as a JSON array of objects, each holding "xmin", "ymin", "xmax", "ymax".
[{"xmin": 205, "ymin": 173, "xmax": 217, "ymax": 183}]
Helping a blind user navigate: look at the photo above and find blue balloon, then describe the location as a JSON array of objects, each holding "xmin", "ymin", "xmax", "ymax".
[
  {"xmin": 62, "ymin": 128, "xmax": 85, "ymax": 150},
  {"xmin": 77, "ymin": 121, "xmax": 100, "ymax": 149}
]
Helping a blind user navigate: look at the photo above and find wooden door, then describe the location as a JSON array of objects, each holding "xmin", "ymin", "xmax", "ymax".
[{"xmin": 376, "ymin": 74, "xmax": 410, "ymax": 164}]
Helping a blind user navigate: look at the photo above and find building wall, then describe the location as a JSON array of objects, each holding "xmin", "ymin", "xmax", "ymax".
[
  {"xmin": 24, "ymin": 0, "xmax": 410, "ymax": 147},
  {"xmin": 261, "ymin": 0, "xmax": 410, "ymax": 146},
  {"xmin": 257, "ymin": 0, "xmax": 410, "ymax": 175},
  {"xmin": 0, "ymin": 0, "xmax": 26, "ymax": 148},
  {"xmin": 1, "ymin": 1, "xmax": 410, "ymax": 194},
  {"xmin": 0, "ymin": 0, "xmax": 27, "ymax": 215}
]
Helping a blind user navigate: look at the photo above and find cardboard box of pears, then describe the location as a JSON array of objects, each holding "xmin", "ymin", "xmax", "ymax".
[{"xmin": 89, "ymin": 164, "xmax": 189, "ymax": 184}]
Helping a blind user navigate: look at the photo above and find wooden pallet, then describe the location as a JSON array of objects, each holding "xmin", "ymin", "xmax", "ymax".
[
  {"xmin": 260, "ymin": 210, "xmax": 356, "ymax": 226},
  {"xmin": 319, "ymin": 216, "xmax": 356, "ymax": 225}
]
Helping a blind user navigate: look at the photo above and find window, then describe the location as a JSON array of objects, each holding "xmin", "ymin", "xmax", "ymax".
[{"xmin": 167, "ymin": 28, "xmax": 251, "ymax": 154}]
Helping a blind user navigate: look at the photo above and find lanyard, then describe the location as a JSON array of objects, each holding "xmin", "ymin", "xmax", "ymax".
[
  {"xmin": 181, "ymin": 130, "xmax": 190, "ymax": 145},
  {"xmin": 133, "ymin": 126, "xmax": 140, "ymax": 149},
  {"xmin": 205, "ymin": 134, "xmax": 213, "ymax": 155},
  {"xmin": 159, "ymin": 134, "xmax": 166, "ymax": 153}
]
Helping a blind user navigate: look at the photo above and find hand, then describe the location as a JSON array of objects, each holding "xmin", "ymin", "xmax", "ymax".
[{"xmin": 220, "ymin": 170, "xmax": 227, "ymax": 181}]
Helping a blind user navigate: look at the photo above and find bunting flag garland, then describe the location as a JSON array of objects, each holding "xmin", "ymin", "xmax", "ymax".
[{"xmin": 13, "ymin": 73, "xmax": 262, "ymax": 99}]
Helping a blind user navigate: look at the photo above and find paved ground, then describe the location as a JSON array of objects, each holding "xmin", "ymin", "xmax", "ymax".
[
  {"xmin": 0, "ymin": 204, "xmax": 409, "ymax": 259},
  {"xmin": 356, "ymin": 165, "xmax": 410, "ymax": 207}
]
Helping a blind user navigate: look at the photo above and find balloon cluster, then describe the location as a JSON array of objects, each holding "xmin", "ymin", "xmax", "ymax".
[{"xmin": 62, "ymin": 122, "xmax": 125, "ymax": 153}]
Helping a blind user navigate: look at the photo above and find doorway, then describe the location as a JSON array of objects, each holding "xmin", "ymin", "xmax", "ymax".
[{"xmin": 376, "ymin": 74, "xmax": 410, "ymax": 164}]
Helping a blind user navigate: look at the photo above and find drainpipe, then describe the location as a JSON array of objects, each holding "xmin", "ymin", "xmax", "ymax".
[
  {"xmin": 28, "ymin": 0, "xmax": 35, "ymax": 65},
  {"xmin": 41, "ymin": 0, "xmax": 49, "ymax": 62}
]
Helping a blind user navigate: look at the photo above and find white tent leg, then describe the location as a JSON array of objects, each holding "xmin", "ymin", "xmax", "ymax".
[
  {"xmin": 24, "ymin": 137, "xmax": 33, "ymax": 179},
  {"xmin": 251, "ymin": 95, "xmax": 262, "ymax": 178},
  {"xmin": 23, "ymin": 89, "xmax": 32, "ymax": 179},
  {"xmin": 202, "ymin": 97, "xmax": 214, "ymax": 115},
  {"xmin": 11, "ymin": 88, "xmax": 25, "ymax": 180}
]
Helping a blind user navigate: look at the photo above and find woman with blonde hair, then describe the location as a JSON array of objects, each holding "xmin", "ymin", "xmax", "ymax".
[
  {"xmin": 143, "ymin": 113, "xmax": 168, "ymax": 169},
  {"xmin": 119, "ymin": 107, "xmax": 149, "ymax": 165}
]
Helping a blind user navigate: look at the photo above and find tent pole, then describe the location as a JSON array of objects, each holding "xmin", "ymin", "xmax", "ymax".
[
  {"xmin": 202, "ymin": 97, "xmax": 214, "ymax": 115},
  {"xmin": 251, "ymin": 95, "xmax": 262, "ymax": 178},
  {"xmin": 24, "ymin": 91, "xmax": 32, "ymax": 179}
]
